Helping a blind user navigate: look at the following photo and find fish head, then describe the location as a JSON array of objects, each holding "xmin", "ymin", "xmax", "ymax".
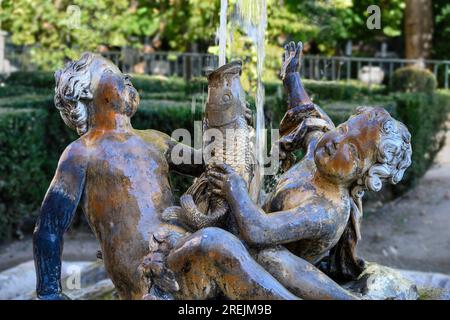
[{"xmin": 205, "ymin": 60, "xmax": 246, "ymax": 127}]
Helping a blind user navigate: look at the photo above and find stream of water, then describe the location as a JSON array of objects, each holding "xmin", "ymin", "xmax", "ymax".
[
  {"xmin": 235, "ymin": 0, "xmax": 267, "ymax": 202},
  {"xmin": 218, "ymin": 0, "xmax": 228, "ymax": 67},
  {"xmin": 216, "ymin": 0, "xmax": 268, "ymax": 201}
]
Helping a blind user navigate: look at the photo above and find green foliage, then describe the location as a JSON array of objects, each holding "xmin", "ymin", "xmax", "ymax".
[
  {"xmin": 341, "ymin": 0, "xmax": 404, "ymax": 44},
  {"xmin": 302, "ymin": 79, "xmax": 386, "ymax": 102},
  {"xmin": 0, "ymin": 0, "xmax": 410, "ymax": 72},
  {"xmin": 6, "ymin": 72, "xmax": 56, "ymax": 88},
  {"xmin": 4, "ymin": 70, "xmax": 386, "ymax": 101},
  {"xmin": 0, "ymin": 85, "xmax": 51, "ymax": 97},
  {"xmin": 432, "ymin": 0, "xmax": 450, "ymax": 59},
  {"xmin": 3, "ymin": 71, "xmax": 204, "ymax": 96},
  {"xmin": 0, "ymin": 108, "xmax": 49, "ymax": 240},
  {"xmin": 0, "ymin": 0, "xmax": 223, "ymax": 69},
  {"xmin": 0, "ymin": 0, "xmax": 142, "ymax": 70},
  {"xmin": 133, "ymin": 100, "xmax": 202, "ymax": 133},
  {"xmin": 131, "ymin": 75, "xmax": 187, "ymax": 94},
  {"xmin": 390, "ymin": 67, "xmax": 438, "ymax": 94},
  {"xmin": 0, "ymin": 95, "xmax": 53, "ymax": 109},
  {"xmin": 392, "ymin": 92, "xmax": 449, "ymax": 192},
  {"xmin": 207, "ymin": 0, "xmax": 358, "ymax": 90},
  {"xmin": 273, "ymin": 0, "xmax": 353, "ymax": 54}
]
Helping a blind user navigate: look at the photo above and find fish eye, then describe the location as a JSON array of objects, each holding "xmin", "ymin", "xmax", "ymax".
[{"xmin": 222, "ymin": 94, "xmax": 231, "ymax": 102}]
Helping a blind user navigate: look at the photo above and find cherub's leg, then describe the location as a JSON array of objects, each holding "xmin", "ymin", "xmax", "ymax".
[
  {"xmin": 256, "ymin": 247, "xmax": 359, "ymax": 300},
  {"xmin": 167, "ymin": 227, "xmax": 299, "ymax": 300}
]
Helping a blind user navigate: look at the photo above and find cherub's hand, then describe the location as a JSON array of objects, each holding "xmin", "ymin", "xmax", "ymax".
[
  {"xmin": 207, "ymin": 163, "xmax": 247, "ymax": 201},
  {"xmin": 280, "ymin": 41, "xmax": 303, "ymax": 80}
]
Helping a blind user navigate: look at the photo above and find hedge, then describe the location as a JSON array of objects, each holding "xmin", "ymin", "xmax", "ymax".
[
  {"xmin": 3, "ymin": 71, "xmax": 385, "ymax": 102},
  {"xmin": 390, "ymin": 66, "xmax": 437, "ymax": 94},
  {"xmin": 5, "ymin": 71, "xmax": 55, "ymax": 88},
  {"xmin": 0, "ymin": 95, "xmax": 53, "ymax": 109},
  {"xmin": 0, "ymin": 108, "xmax": 49, "ymax": 240},
  {"xmin": 0, "ymin": 72, "xmax": 448, "ymax": 241},
  {"xmin": 392, "ymin": 92, "xmax": 449, "ymax": 192},
  {"xmin": 0, "ymin": 85, "xmax": 52, "ymax": 97}
]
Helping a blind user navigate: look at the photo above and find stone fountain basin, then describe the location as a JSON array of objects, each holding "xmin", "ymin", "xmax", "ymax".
[
  {"xmin": 0, "ymin": 260, "xmax": 115, "ymax": 300},
  {"xmin": 1, "ymin": 259, "xmax": 449, "ymax": 300}
]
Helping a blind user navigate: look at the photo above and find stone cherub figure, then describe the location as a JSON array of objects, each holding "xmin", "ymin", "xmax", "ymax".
[
  {"xmin": 33, "ymin": 53, "xmax": 204, "ymax": 300},
  {"xmin": 142, "ymin": 41, "xmax": 412, "ymax": 300}
]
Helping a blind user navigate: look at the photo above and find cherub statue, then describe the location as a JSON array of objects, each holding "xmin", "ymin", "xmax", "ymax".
[
  {"xmin": 33, "ymin": 53, "xmax": 203, "ymax": 300},
  {"xmin": 142, "ymin": 41, "xmax": 412, "ymax": 300}
]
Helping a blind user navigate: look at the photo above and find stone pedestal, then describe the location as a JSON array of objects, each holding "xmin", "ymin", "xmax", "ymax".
[{"xmin": 344, "ymin": 263, "xmax": 419, "ymax": 300}]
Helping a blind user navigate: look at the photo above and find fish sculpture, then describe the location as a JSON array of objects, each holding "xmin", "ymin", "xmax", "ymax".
[{"xmin": 162, "ymin": 60, "xmax": 256, "ymax": 231}]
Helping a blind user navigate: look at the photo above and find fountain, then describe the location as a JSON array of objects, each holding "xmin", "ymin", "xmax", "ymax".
[
  {"xmin": 216, "ymin": 0, "xmax": 268, "ymax": 202},
  {"xmin": 235, "ymin": 0, "xmax": 267, "ymax": 202},
  {"xmin": 29, "ymin": 1, "xmax": 450, "ymax": 302},
  {"xmin": 218, "ymin": 0, "xmax": 228, "ymax": 67}
]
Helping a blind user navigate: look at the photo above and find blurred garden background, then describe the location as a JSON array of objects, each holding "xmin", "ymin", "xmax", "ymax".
[{"xmin": 0, "ymin": 0, "xmax": 449, "ymax": 299}]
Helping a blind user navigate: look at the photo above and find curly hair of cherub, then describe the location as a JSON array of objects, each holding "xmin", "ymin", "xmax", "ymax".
[
  {"xmin": 54, "ymin": 52, "xmax": 96, "ymax": 135},
  {"xmin": 352, "ymin": 106, "xmax": 412, "ymax": 197}
]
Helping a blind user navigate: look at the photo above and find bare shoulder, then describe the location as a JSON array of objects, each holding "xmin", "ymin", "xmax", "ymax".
[
  {"xmin": 57, "ymin": 138, "xmax": 89, "ymax": 170},
  {"xmin": 49, "ymin": 139, "xmax": 88, "ymax": 198}
]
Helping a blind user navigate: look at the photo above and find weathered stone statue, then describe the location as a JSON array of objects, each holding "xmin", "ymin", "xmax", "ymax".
[
  {"xmin": 36, "ymin": 42, "xmax": 414, "ymax": 300},
  {"xmin": 141, "ymin": 42, "xmax": 413, "ymax": 300},
  {"xmin": 33, "ymin": 53, "xmax": 203, "ymax": 300}
]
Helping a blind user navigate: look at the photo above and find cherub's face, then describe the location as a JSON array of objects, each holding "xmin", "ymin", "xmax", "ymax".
[
  {"xmin": 314, "ymin": 111, "xmax": 384, "ymax": 185},
  {"xmin": 90, "ymin": 56, "xmax": 139, "ymax": 117}
]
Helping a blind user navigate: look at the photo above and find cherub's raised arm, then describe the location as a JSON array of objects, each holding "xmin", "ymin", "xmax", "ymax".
[
  {"xmin": 208, "ymin": 164, "xmax": 331, "ymax": 247},
  {"xmin": 280, "ymin": 41, "xmax": 312, "ymax": 109},
  {"xmin": 278, "ymin": 42, "xmax": 335, "ymax": 156},
  {"xmin": 33, "ymin": 142, "xmax": 87, "ymax": 300}
]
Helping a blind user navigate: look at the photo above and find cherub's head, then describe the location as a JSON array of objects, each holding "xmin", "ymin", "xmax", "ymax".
[
  {"xmin": 314, "ymin": 107, "xmax": 412, "ymax": 193},
  {"xmin": 54, "ymin": 53, "xmax": 139, "ymax": 135}
]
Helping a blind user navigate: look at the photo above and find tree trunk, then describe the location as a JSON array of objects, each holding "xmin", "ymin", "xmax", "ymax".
[{"xmin": 405, "ymin": 0, "xmax": 434, "ymax": 63}]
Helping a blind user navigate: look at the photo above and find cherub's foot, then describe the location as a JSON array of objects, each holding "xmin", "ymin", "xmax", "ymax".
[{"xmin": 140, "ymin": 231, "xmax": 181, "ymax": 299}]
